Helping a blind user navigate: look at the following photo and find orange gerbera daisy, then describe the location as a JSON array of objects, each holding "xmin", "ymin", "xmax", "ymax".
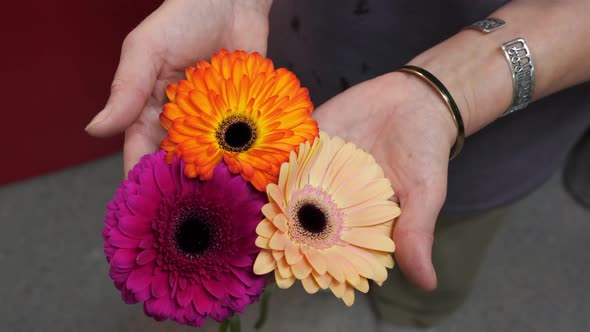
[
  {"xmin": 160, "ymin": 49, "xmax": 318, "ymax": 191},
  {"xmin": 253, "ymin": 132, "xmax": 401, "ymax": 306}
]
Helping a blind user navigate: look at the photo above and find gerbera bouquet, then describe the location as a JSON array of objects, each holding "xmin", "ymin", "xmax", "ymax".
[{"xmin": 102, "ymin": 49, "xmax": 401, "ymax": 330}]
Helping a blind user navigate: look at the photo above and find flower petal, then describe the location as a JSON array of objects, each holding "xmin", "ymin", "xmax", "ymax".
[
  {"xmin": 230, "ymin": 265, "xmax": 256, "ymax": 287},
  {"xmin": 312, "ymin": 271, "xmax": 332, "ymax": 289},
  {"xmin": 151, "ymin": 273, "xmax": 170, "ymax": 299},
  {"xmin": 277, "ymin": 257, "xmax": 293, "ymax": 279},
  {"xmin": 271, "ymin": 214, "xmax": 289, "ymax": 233},
  {"xmin": 355, "ymin": 277, "xmax": 369, "ymax": 293},
  {"xmin": 291, "ymin": 258, "xmax": 312, "ymax": 279},
  {"xmin": 229, "ymin": 255, "xmax": 253, "ymax": 268},
  {"xmin": 136, "ymin": 249, "xmax": 157, "ymax": 265},
  {"xmin": 256, "ymin": 218, "xmax": 275, "ymax": 238},
  {"xmin": 261, "ymin": 202, "xmax": 282, "ymax": 220},
  {"xmin": 301, "ymin": 275, "xmax": 320, "ymax": 294},
  {"xmin": 301, "ymin": 246, "xmax": 327, "ymax": 274},
  {"xmin": 348, "ymin": 247, "xmax": 389, "ymax": 283},
  {"xmin": 327, "ymin": 252, "xmax": 361, "ymax": 287},
  {"xmin": 284, "ymin": 242, "xmax": 303, "ymax": 265},
  {"xmin": 329, "ymin": 279, "xmax": 346, "ymax": 298},
  {"xmin": 342, "ymin": 284, "xmax": 355, "ymax": 307},
  {"xmin": 324, "ymin": 253, "xmax": 345, "ymax": 283},
  {"xmin": 145, "ymin": 297, "xmax": 174, "ymax": 320},
  {"xmin": 336, "ymin": 178, "xmax": 394, "ymax": 209},
  {"xmin": 344, "ymin": 202, "xmax": 400, "ymax": 227},
  {"xmin": 127, "ymin": 195, "xmax": 159, "ymax": 218},
  {"xmin": 269, "ymin": 231, "xmax": 289, "ymax": 250},
  {"xmin": 253, "ymin": 250, "xmax": 277, "ymax": 275},
  {"xmin": 202, "ymin": 278, "xmax": 225, "ymax": 299},
  {"xmin": 192, "ymin": 284, "xmax": 215, "ymax": 315},
  {"xmin": 107, "ymin": 229, "xmax": 140, "ymax": 248},
  {"xmin": 369, "ymin": 250, "xmax": 395, "ymax": 269},
  {"xmin": 126, "ymin": 264, "xmax": 154, "ymax": 292},
  {"xmin": 266, "ymin": 184, "xmax": 287, "ymax": 212},
  {"xmin": 111, "ymin": 249, "xmax": 137, "ymax": 269},
  {"xmin": 118, "ymin": 216, "xmax": 151, "ymax": 238},
  {"xmin": 255, "ymin": 236, "xmax": 270, "ymax": 249},
  {"xmin": 274, "ymin": 269, "xmax": 296, "ymax": 289},
  {"xmin": 341, "ymin": 230, "xmax": 395, "ymax": 252},
  {"xmin": 176, "ymin": 285, "xmax": 193, "ymax": 307},
  {"xmin": 337, "ymin": 246, "xmax": 375, "ymax": 279}
]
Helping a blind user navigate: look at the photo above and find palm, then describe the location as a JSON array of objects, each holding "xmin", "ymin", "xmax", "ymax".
[{"xmin": 313, "ymin": 73, "xmax": 456, "ymax": 290}]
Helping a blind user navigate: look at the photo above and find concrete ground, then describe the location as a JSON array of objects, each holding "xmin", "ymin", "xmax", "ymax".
[{"xmin": 1, "ymin": 153, "xmax": 589, "ymax": 332}]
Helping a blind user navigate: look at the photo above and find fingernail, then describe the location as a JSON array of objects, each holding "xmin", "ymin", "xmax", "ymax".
[{"xmin": 85, "ymin": 109, "xmax": 109, "ymax": 132}]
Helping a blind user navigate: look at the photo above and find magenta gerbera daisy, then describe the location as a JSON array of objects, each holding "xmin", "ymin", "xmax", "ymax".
[{"xmin": 102, "ymin": 151, "xmax": 267, "ymax": 326}]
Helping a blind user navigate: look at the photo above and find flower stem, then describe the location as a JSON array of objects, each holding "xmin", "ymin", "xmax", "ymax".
[
  {"xmin": 255, "ymin": 283, "xmax": 275, "ymax": 330},
  {"xmin": 229, "ymin": 315, "xmax": 241, "ymax": 332},
  {"xmin": 219, "ymin": 319, "xmax": 229, "ymax": 332}
]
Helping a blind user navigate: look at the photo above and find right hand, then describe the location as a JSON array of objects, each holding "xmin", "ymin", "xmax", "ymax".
[{"xmin": 85, "ymin": 0, "xmax": 272, "ymax": 175}]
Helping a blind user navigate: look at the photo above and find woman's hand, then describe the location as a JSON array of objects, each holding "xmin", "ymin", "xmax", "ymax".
[
  {"xmin": 85, "ymin": 0, "xmax": 272, "ymax": 175},
  {"xmin": 311, "ymin": 0, "xmax": 590, "ymax": 289},
  {"xmin": 313, "ymin": 72, "xmax": 459, "ymax": 290}
]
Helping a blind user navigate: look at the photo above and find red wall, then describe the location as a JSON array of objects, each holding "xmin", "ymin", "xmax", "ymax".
[{"xmin": 0, "ymin": 1, "xmax": 162, "ymax": 185}]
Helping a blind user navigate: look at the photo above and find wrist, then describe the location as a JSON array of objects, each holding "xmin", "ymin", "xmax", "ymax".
[
  {"xmin": 407, "ymin": 30, "xmax": 513, "ymax": 136},
  {"xmin": 379, "ymin": 71, "xmax": 458, "ymax": 151},
  {"xmin": 232, "ymin": 0, "xmax": 273, "ymax": 15},
  {"xmin": 223, "ymin": 0, "xmax": 272, "ymax": 54}
]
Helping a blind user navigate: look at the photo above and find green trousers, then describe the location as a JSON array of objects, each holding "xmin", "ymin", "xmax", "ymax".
[{"xmin": 370, "ymin": 207, "xmax": 509, "ymax": 327}]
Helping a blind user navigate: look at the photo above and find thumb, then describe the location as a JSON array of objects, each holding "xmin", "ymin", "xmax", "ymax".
[
  {"xmin": 85, "ymin": 33, "xmax": 159, "ymax": 137},
  {"xmin": 392, "ymin": 181, "xmax": 446, "ymax": 291}
]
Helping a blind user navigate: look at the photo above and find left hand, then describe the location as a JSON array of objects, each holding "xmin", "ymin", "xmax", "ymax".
[{"xmin": 313, "ymin": 71, "xmax": 460, "ymax": 290}]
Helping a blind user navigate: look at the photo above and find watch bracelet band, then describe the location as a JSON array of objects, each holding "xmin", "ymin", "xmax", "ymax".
[
  {"xmin": 466, "ymin": 18, "xmax": 536, "ymax": 116},
  {"xmin": 501, "ymin": 37, "xmax": 535, "ymax": 116},
  {"xmin": 397, "ymin": 65, "xmax": 466, "ymax": 160}
]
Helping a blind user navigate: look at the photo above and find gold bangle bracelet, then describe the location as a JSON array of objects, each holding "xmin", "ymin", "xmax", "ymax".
[{"xmin": 397, "ymin": 65, "xmax": 465, "ymax": 160}]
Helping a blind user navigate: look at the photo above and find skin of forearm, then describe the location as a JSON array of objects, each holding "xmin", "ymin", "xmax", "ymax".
[
  {"xmin": 407, "ymin": 0, "xmax": 590, "ymax": 135},
  {"xmin": 232, "ymin": 0, "xmax": 273, "ymax": 14}
]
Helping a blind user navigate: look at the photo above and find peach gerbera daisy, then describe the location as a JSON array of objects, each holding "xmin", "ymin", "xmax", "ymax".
[
  {"xmin": 160, "ymin": 49, "xmax": 318, "ymax": 191},
  {"xmin": 253, "ymin": 131, "xmax": 401, "ymax": 306}
]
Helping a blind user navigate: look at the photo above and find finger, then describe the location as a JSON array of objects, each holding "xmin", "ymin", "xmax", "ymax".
[
  {"xmin": 392, "ymin": 181, "xmax": 447, "ymax": 291},
  {"xmin": 85, "ymin": 32, "xmax": 160, "ymax": 137},
  {"xmin": 122, "ymin": 99, "xmax": 167, "ymax": 176},
  {"xmin": 123, "ymin": 123, "xmax": 164, "ymax": 177}
]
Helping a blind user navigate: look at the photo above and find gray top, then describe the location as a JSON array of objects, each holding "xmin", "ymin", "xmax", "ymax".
[{"xmin": 267, "ymin": 0, "xmax": 590, "ymax": 215}]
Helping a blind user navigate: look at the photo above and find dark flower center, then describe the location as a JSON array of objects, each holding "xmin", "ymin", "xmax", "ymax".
[
  {"xmin": 175, "ymin": 216, "xmax": 212, "ymax": 255},
  {"xmin": 225, "ymin": 122, "xmax": 253, "ymax": 148},
  {"xmin": 216, "ymin": 115, "xmax": 257, "ymax": 152},
  {"xmin": 297, "ymin": 203, "xmax": 327, "ymax": 234}
]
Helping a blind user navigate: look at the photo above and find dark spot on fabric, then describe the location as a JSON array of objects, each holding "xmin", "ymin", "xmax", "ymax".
[
  {"xmin": 311, "ymin": 70, "xmax": 322, "ymax": 86},
  {"xmin": 354, "ymin": 0, "xmax": 369, "ymax": 16},
  {"xmin": 290, "ymin": 16, "xmax": 300, "ymax": 32},
  {"xmin": 361, "ymin": 62, "xmax": 370, "ymax": 74},
  {"xmin": 340, "ymin": 77, "xmax": 350, "ymax": 91}
]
